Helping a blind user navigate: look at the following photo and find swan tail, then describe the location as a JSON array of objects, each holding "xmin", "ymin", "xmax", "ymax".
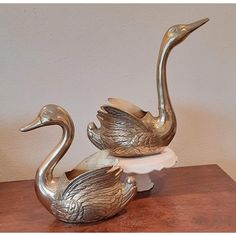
[
  {"xmin": 87, "ymin": 122, "xmax": 104, "ymax": 150},
  {"xmin": 120, "ymin": 176, "xmax": 137, "ymax": 209}
]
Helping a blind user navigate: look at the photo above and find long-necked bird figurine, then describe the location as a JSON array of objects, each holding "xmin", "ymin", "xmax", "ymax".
[
  {"xmin": 87, "ymin": 18, "xmax": 209, "ymax": 157},
  {"xmin": 20, "ymin": 104, "xmax": 137, "ymax": 223}
]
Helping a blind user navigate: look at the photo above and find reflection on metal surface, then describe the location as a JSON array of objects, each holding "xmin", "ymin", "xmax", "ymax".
[
  {"xmin": 20, "ymin": 104, "xmax": 137, "ymax": 223},
  {"xmin": 88, "ymin": 18, "xmax": 209, "ymax": 157}
]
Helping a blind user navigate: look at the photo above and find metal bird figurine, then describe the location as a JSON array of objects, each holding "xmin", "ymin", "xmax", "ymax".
[
  {"xmin": 20, "ymin": 104, "xmax": 137, "ymax": 223},
  {"xmin": 87, "ymin": 18, "xmax": 209, "ymax": 157}
]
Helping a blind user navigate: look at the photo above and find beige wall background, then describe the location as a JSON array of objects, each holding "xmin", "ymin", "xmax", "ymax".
[{"xmin": 0, "ymin": 4, "xmax": 235, "ymax": 182}]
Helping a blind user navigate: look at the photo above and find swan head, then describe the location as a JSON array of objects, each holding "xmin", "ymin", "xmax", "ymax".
[
  {"xmin": 163, "ymin": 18, "xmax": 209, "ymax": 48},
  {"xmin": 20, "ymin": 104, "xmax": 73, "ymax": 132}
]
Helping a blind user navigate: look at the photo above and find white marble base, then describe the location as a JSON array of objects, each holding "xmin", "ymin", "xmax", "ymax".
[{"xmin": 116, "ymin": 147, "xmax": 178, "ymax": 192}]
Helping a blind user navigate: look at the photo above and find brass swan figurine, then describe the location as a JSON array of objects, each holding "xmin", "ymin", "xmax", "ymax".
[
  {"xmin": 87, "ymin": 18, "xmax": 209, "ymax": 157},
  {"xmin": 20, "ymin": 104, "xmax": 137, "ymax": 223}
]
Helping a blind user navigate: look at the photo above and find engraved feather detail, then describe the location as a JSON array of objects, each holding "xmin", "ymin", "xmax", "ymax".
[
  {"xmin": 88, "ymin": 99, "xmax": 165, "ymax": 157},
  {"xmin": 51, "ymin": 166, "xmax": 137, "ymax": 223}
]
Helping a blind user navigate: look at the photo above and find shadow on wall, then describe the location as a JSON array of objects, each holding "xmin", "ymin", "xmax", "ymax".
[
  {"xmin": 0, "ymin": 119, "xmax": 60, "ymax": 182},
  {"xmin": 0, "ymin": 121, "xmax": 30, "ymax": 182},
  {"xmin": 172, "ymin": 104, "xmax": 236, "ymax": 180}
]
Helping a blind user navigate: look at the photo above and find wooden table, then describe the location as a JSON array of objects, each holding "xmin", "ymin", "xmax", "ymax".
[{"xmin": 0, "ymin": 164, "xmax": 236, "ymax": 232}]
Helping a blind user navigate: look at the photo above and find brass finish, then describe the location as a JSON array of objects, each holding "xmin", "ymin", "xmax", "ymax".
[
  {"xmin": 20, "ymin": 104, "xmax": 137, "ymax": 223},
  {"xmin": 88, "ymin": 18, "xmax": 209, "ymax": 157}
]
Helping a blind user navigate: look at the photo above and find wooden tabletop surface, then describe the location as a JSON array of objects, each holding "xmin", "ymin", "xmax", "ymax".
[{"xmin": 0, "ymin": 164, "xmax": 236, "ymax": 232}]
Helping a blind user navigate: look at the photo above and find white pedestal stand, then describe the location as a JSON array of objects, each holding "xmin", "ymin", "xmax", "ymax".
[{"xmin": 116, "ymin": 147, "xmax": 178, "ymax": 192}]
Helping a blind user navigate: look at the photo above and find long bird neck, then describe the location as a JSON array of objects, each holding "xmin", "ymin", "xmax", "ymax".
[
  {"xmin": 156, "ymin": 39, "xmax": 176, "ymax": 127},
  {"xmin": 35, "ymin": 119, "xmax": 74, "ymax": 210}
]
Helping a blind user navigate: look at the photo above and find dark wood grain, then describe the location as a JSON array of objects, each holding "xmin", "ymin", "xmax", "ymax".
[{"xmin": 0, "ymin": 164, "xmax": 236, "ymax": 232}]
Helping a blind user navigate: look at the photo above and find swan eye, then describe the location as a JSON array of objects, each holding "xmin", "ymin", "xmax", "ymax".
[
  {"xmin": 168, "ymin": 27, "xmax": 179, "ymax": 37},
  {"xmin": 170, "ymin": 27, "xmax": 178, "ymax": 33},
  {"xmin": 41, "ymin": 109, "xmax": 54, "ymax": 120}
]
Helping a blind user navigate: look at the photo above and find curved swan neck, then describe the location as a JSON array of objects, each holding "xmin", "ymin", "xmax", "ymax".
[
  {"xmin": 156, "ymin": 39, "xmax": 176, "ymax": 122},
  {"xmin": 35, "ymin": 119, "xmax": 74, "ymax": 210}
]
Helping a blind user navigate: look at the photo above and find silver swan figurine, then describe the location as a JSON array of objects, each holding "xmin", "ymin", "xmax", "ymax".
[
  {"xmin": 87, "ymin": 18, "xmax": 209, "ymax": 157},
  {"xmin": 20, "ymin": 104, "xmax": 137, "ymax": 223}
]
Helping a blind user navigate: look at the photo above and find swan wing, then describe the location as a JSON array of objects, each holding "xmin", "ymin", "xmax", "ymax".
[
  {"xmin": 63, "ymin": 166, "xmax": 122, "ymax": 199},
  {"xmin": 98, "ymin": 105, "xmax": 151, "ymax": 146},
  {"xmin": 61, "ymin": 166, "xmax": 125, "ymax": 222},
  {"xmin": 108, "ymin": 97, "xmax": 147, "ymax": 118},
  {"xmin": 65, "ymin": 150, "xmax": 116, "ymax": 181}
]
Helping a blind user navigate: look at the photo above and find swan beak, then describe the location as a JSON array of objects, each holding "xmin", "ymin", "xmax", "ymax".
[
  {"xmin": 186, "ymin": 18, "xmax": 209, "ymax": 34},
  {"xmin": 20, "ymin": 117, "xmax": 42, "ymax": 132}
]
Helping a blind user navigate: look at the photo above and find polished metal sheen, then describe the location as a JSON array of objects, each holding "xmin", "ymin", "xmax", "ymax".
[
  {"xmin": 20, "ymin": 104, "xmax": 137, "ymax": 223},
  {"xmin": 87, "ymin": 18, "xmax": 209, "ymax": 157}
]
